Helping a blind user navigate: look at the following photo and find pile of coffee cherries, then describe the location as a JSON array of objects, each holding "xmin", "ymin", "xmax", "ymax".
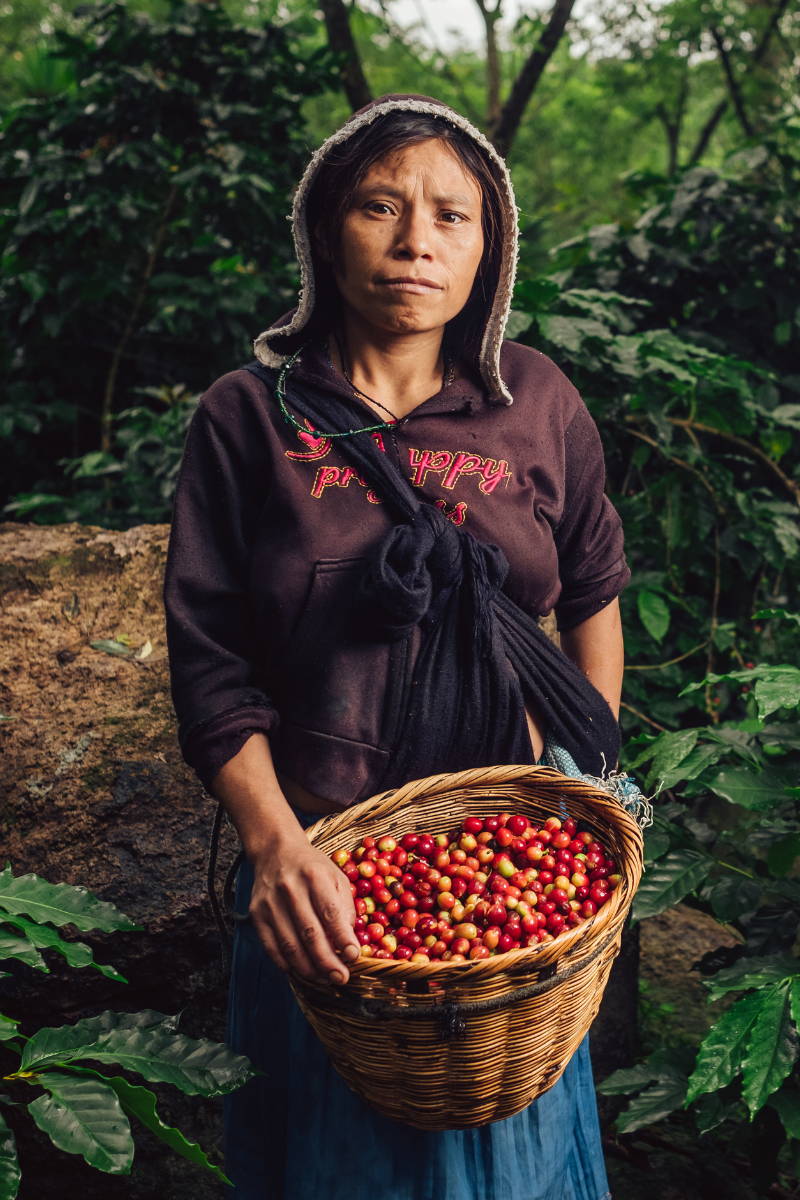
[{"xmin": 331, "ymin": 811, "xmax": 620, "ymax": 963}]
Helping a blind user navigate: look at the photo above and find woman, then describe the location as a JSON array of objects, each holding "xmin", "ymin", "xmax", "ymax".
[{"xmin": 165, "ymin": 94, "xmax": 628, "ymax": 1199}]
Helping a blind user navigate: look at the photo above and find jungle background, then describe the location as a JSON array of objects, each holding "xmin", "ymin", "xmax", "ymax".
[{"xmin": 0, "ymin": 0, "xmax": 798, "ymax": 1196}]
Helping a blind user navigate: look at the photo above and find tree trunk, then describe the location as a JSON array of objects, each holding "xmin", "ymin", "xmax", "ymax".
[{"xmin": 319, "ymin": 0, "xmax": 372, "ymax": 113}]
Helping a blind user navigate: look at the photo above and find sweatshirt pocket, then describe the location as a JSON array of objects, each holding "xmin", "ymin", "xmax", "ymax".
[{"xmin": 275, "ymin": 557, "xmax": 403, "ymax": 753}]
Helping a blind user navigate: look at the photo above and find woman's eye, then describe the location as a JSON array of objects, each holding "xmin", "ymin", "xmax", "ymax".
[{"xmin": 365, "ymin": 201, "xmax": 393, "ymax": 215}]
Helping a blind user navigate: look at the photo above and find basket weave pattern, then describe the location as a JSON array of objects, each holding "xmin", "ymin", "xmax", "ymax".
[{"xmin": 291, "ymin": 765, "xmax": 644, "ymax": 1130}]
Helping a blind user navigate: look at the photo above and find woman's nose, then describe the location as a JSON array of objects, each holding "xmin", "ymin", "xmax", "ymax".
[{"xmin": 393, "ymin": 207, "xmax": 432, "ymax": 259}]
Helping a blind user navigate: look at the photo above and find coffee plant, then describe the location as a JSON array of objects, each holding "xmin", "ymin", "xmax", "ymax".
[
  {"xmin": 0, "ymin": 0, "xmax": 336, "ymax": 518},
  {"xmin": 510, "ymin": 143, "xmax": 799, "ymax": 1190},
  {"xmin": 0, "ymin": 866, "xmax": 254, "ymax": 1195}
]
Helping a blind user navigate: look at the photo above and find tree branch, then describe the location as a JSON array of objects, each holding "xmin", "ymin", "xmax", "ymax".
[
  {"xmin": 710, "ymin": 25, "xmax": 754, "ymax": 137},
  {"xmin": 319, "ymin": 0, "xmax": 372, "ymax": 113},
  {"xmin": 687, "ymin": 0, "xmax": 790, "ymax": 166},
  {"xmin": 667, "ymin": 417, "xmax": 800, "ymax": 506},
  {"xmin": 490, "ymin": 0, "xmax": 576, "ymax": 158}
]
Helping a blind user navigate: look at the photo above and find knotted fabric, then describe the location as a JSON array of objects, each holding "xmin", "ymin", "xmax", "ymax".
[{"xmin": 247, "ymin": 362, "xmax": 621, "ymax": 780}]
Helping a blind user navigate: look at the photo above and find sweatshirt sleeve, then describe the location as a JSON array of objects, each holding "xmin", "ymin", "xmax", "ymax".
[
  {"xmin": 163, "ymin": 376, "xmax": 279, "ymax": 789},
  {"xmin": 553, "ymin": 396, "xmax": 631, "ymax": 632}
]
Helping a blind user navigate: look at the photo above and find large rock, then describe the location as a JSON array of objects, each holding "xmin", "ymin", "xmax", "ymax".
[{"xmin": 0, "ymin": 521, "xmax": 235, "ymax": 1198}]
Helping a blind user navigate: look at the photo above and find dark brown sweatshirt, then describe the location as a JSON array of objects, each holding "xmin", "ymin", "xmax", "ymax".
[{"xmin": 163, "ymin": 339, "xmax": 629, "ymax": 804}]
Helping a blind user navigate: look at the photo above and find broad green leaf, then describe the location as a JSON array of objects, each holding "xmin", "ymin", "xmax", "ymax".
[
  {"xmin": 742, "ymin": 981, "xmax": 799, "ymax": 1117},
  {"xmin": 21, "ymin": 1011, "xmax": 178, "ymax": 1072},
  {"xmin": 0, "ymin": 867, "xmax": 138, "ymax": 933},
  {"xmin": 754, "ymin": 669, "xmax": 800, "ymax": 719},
  {"xmin": 659, "ymin": 742, "xmax": 725, "ymax": 790},
  {"xmin": 0, "ymin": 1014, "xmax": 20, "ymax": 1042},
  {"xmin": 28, "ymin": 1073, "xmax": 133, "ymax": 1175},
  {"xmin": 643, "ymin": 828, "xmax": 670, "ymax": 862},
  {"xmin": 632, "ymin": 850, "xmax": 712, "ymax": 921},
  {"xmin": 768, "ymin": 1083, "xmax": 800, "ymax": 1139},
  {"xmin": 706, "ymin": 766, "xmax": 794, "ymax": 811},
  {"xmin": 754, "ymin": 608, "xmax": 800, "ymax": 628},
  {"xmin": 0, "ymin": 1109, "xmax": 20, "ymax": 1200},
  {"xmin": 616, "ymin": 1072, "xmax": 688, "ymax": 1133},
  {"xmin": 1, "ymin": 915, "xmax": 125, "ymax": 982},
  {"xmin": 104, "ymin": 1075, "xmax": 231, "ymax": 1184},
  {"xmin": 23, "ymin": 1015, "xmax": 253, "ymax": 1096},
  {"xmin": 0, "ymin": 930, "xmax": 47, "ymax": 972},
  {"xmin": 597, "ymin": 1062, "xmax": 661, "ymax": 1095},
  {"xmin": 686, "ymin": 991, "xmax": 769, "ymax": 1104},
  {"xmin": 767, "ymin": 833, "xmax": 800, "ymax": 877},
  {"xmin": 637, "ymin": 589, "xmax": 670, "ymax": 642},
  {"xmin": 703, "ymin": 956, "xmax": 798, "ymax": 1001},
  {"xmin": 637, "ymin": 728, "xmax": 699, "ymax": 791},
  {"xmin": 705, "ymin": 876, "xmax": 762, "ymax": 924},
  {"xmin": 504, "ymin": 310, "xmax": 532, "ymax": 339}
]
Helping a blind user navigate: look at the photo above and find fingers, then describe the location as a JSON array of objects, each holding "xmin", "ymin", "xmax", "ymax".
[
  {"xmin": 249, "ymin": 865, "xmax": 358, "ymax": 985},
  {"xmin": 313, "ymin": 880, "xmax": 360, "ymax": 970}
]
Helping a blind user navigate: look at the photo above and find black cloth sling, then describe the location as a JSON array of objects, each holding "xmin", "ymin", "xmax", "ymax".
[{"xmin": 245, "ymin": 360, "xmax": 621, "ymax": 782}]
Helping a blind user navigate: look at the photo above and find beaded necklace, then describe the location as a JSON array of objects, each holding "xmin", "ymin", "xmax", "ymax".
[{"xmin": 274, "ymin": 343, "xmax": 454, "ymax": 441}]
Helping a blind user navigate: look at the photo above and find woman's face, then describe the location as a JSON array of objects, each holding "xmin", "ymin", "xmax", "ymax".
[{"xmin": 332, "ymin": 138, "xmax": 485, "ymax": 342}]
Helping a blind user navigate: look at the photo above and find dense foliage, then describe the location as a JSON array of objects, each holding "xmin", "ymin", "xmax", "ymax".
[
  {"xmin": 0, "ymin": 1, "xmax": 335, "ymax": 520},
  {"xmin": 0, "ymin": 868, "xmax": 253, "ymax": 1192},
  {"xmin": 510, "ymin": 145, "xmax": 799, "ymax": 1190}
]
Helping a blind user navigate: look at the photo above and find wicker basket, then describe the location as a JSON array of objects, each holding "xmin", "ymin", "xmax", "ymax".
[{"xmin": 291, "ymin": 764, "xmax": 644, "ymax": 1131}]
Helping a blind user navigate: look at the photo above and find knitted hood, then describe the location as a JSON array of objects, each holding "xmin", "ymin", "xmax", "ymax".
[{"xmin": 253, "ymin": 94, "xmax": 519, "ymax": 405}]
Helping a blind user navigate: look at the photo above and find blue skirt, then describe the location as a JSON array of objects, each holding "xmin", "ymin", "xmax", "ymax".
[{"xmin": 224, "ymin": 814, "xmax": 611, "ymax": 1200}]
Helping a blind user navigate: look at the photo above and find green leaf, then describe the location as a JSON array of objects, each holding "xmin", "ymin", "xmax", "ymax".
[
  {"xmin": 21, "ymin": 1011, "xmax": 177, "ymax": 1072},
  {"xmin": 504, "ymin": 310, "xmax": 532, "ymax": 339},
  {"xmin": 632, "ymin": 850, "xmax": 712, "ymax": 921},
  {"xmin": 686, "ymin": 991, "xmax": 764, "ymax": 1104},
  {"xmin": 22, "ymin": 1013, "xmax": 253, "ymax": 1096},
  {"xmin": 616, "ymin": 1072, "xmax": 688, "ymax": 1133},
  {"xmin": 767, "ymin": 833, "xmax": 800, "ymax": 877},
  {"xmin": 643, "ymin": 827, "xmax": 670, "ymax": 862},
  {"xmin": 706, "ymin": 765, "xmax": 794, "ymax": 811},
  {"xmin": 637, "ymin": 589, "xmax": 670, "ymax": 642},
  {"xmin": 597, "ymin": 1062, "xmax": 662, "ymax": 1095},
  {"xmin": 705, "ymin": 876, "xmax": 762, "ymax": 924},
  {"xmin": 0, "ymin": 1014, "xmax": 20, "ymax": 1042},
  {"xmin": 104, "ymin": 1075, "xmax": 231, "ymax": 1184},
  {"xmin": 0, "ymin": 915, "xmax": 126, "ymax": 982},
  {"xmin": 742, "ymin": 981, "xmax": 799, "ymax": 1117},
  {"xmin": 635, "ymin": 728, "xmax": 699, "ymax": 791},
  {"xmin": 791, "ymin": 977, "xmax": 800, "ymax": 1036},
  {"xmin": 754, "ymin": 668, "xmax": 800, "ymax": 718},
  {"xmin": 89, "ymin": 639, "xmax": 132, "ymax": 657},
  {"xmin": 768, "ymin": 1082, "xmax": 800, "ymax": 1139},
  {"xmin": 0, "ymin": 1108, "xmax": 20, "ymax": 1200},
  {"xmin": 28, "ymin": 1073, "xmax": 133, "ymax": 1175},
  {"xmin": 755, "ymin": 608, "xmax": 800, "ymax": 629},
  {"xmin": 704, "ymin": 956, "xmax": 798, "ymax": 1001},
  {"xmin": 0, "ymin": 930, "xmax": 47, "ymax": 972},
  {"xmin": 0, "ymin": 867, "xmax": 138, "ymax": 933}
]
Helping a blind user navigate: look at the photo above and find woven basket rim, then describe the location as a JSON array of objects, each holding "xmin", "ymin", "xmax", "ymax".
[{"xmin": 301, "ymin": 763, "xmax": 644, "ymax": 986}]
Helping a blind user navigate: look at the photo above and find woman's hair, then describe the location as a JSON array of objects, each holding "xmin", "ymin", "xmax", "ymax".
[{"xmin": 304, "ymin": 111, "xmax": 505, "ymax": 364}]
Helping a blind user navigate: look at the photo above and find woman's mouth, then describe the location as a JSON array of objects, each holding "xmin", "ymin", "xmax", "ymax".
[{"xmin": 377, "ymin": 276, "xmax": 443, "ymax": 294}]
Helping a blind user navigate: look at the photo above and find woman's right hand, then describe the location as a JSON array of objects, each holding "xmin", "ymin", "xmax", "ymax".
[{"xmin": 248, "ymin": 829, "xmax": 361, "ymax": 985}]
